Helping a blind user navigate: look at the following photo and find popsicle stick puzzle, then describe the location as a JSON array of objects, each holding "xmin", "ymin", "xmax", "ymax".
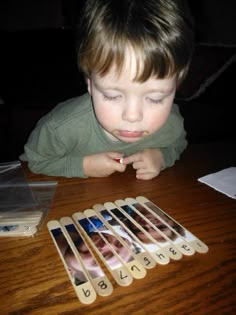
[{"xmin": 47, "ymin": 196, "xmax": 208, "ymax": 304}]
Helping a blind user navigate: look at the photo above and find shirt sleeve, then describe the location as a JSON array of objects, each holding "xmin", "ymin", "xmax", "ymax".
[
  {"xmin": 159, "ymin": 127, "xmax": 187, "ymax": 169},
  {"xmin": 159, "ymin": 104, "xmax": 188, "ymax": 169},
  {"xmin": 20, "ymin": 117, "xmax": 86, "ymax": 178}
]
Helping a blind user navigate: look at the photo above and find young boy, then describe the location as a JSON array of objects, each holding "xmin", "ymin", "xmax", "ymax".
[{"xmin": 20, "ymin": 0, "xmax": 194, "ymax": 180}]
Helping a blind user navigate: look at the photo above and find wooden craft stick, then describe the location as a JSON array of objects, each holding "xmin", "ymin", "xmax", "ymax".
[
  {"xmin": 0, "ymin": 211, "xmax": 43, "ymax": 224},
  {"xmin": 125, "ymin": 197, "xmax": 195, "ymax": 256},
  {"xmin": 0, "ymin": 224, "xmax": 37, "ymax": 236},
  {"xmin": 114, "ymin": 200, "xmax": 183, "ymax": 261},
  {"xmin": 104, "ymin": 202, "xmax": 170, "ymax": 265},
  {"xmin": 60, "ymin": 216, "xmax": 113, "ymax": 297},
  {"xmin": 0, "ymin": 210, "xmax": 42, "ymax": 219},
  {"xmin": 72, "ymin": 212, "xmax": 133, "ymax": 287},
  {"xmin": 93, "ymin": 203, "xmax": 156, "ymax": 269},
  {"xmin": 136, "ymin": 196, "xmax": 209, "ymax": 254},
  {"xmin": 47, "ymin": 220, "xmax": 97, "ymax": 304}
]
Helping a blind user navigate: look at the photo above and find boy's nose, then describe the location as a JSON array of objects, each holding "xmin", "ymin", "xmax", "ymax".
[{"xmin": 122, "ymin": 102, "xmax": 143, "ymax": 122}]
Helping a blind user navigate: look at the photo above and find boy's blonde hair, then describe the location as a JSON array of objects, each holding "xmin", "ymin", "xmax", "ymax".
[{"xmin": 77, "ymin": 0, "xmax": 194, "ymax": 85}]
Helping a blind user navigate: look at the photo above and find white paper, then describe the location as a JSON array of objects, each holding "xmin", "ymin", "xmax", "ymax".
[{"xmin": 198, "ymin": 167, "xmax": 236, "ymax": 199}]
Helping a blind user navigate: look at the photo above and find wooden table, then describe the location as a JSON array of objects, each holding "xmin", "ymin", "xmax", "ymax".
[{"xmin": 1, "ymin": 142, "xmax": 236, "ymax": 315}]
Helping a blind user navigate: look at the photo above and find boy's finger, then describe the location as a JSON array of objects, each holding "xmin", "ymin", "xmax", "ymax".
[{"xmin": 123, "ymin": 154, "xmax": 141, "ymax": 164}]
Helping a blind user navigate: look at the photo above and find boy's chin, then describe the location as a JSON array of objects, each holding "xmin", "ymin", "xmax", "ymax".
[
  {"xmin": 113, "ymin": 135, "xmax": 145, "ymax": 143},
  {"xmin": 119, "ymin": 137, "xmax": 143, "ymax": 143}
]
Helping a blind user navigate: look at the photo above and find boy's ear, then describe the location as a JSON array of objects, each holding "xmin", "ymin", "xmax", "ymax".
[{"xmin": 87, "ymin": 78, "xmax": 92, "ymax": 95}]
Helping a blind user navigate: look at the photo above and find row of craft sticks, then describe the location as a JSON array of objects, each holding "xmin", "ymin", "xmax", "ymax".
[
  {"xmin": 0, "ymin": 211, "xmax": 43, "ymax": 236},
  {"xmin": 47, "ymin": 196, "xmax": 208, "ymax": 304}
]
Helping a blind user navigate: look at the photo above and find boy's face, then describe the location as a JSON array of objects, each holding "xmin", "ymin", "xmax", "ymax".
[{"xmin": 87, "ymin": 53, "xmax": 177, "ymax": 143}]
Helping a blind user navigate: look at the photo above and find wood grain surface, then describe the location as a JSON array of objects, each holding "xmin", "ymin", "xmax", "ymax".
[{"xmin": 0, "ymin": 142, "xmax": 235, "ymax": 315}]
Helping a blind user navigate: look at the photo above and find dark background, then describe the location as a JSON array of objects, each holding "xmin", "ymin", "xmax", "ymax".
[{"xmin": 0, "ymin": 0, "xmax": 235, "ymax": 162}]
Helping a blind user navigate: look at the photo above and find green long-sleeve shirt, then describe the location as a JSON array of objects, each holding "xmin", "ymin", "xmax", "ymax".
[{"xmin": 20, "ymin": 93, "xmax": 187, "ymax": 178}]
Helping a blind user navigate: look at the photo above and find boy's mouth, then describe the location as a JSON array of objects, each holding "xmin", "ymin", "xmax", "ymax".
[{"xmin": 115, "ymin": 130, "xmax": 148, "ymax": 139}]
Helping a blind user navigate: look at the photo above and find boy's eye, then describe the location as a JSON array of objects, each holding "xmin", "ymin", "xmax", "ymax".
[
  {"xmin": 103, "ymin": 94, "xmax": 121, "ymax": 101},
  {"xmin": 147, "ymin": 97, "xmax": 163, "ymax": 104}
]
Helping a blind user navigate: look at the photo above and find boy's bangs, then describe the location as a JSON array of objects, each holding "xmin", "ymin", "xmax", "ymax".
[{"xmin": 80, "ymin": 36, "xmax": 177, "ymax": 82}]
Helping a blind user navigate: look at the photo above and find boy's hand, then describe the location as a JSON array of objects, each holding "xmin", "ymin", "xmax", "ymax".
[
  {"xmin": 123, "ymin": 149, "xmax": 164, "ymax": 180},
  {"xmin": 83, "ymin": 152, "xmax": 126, "ymax": 177}
]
